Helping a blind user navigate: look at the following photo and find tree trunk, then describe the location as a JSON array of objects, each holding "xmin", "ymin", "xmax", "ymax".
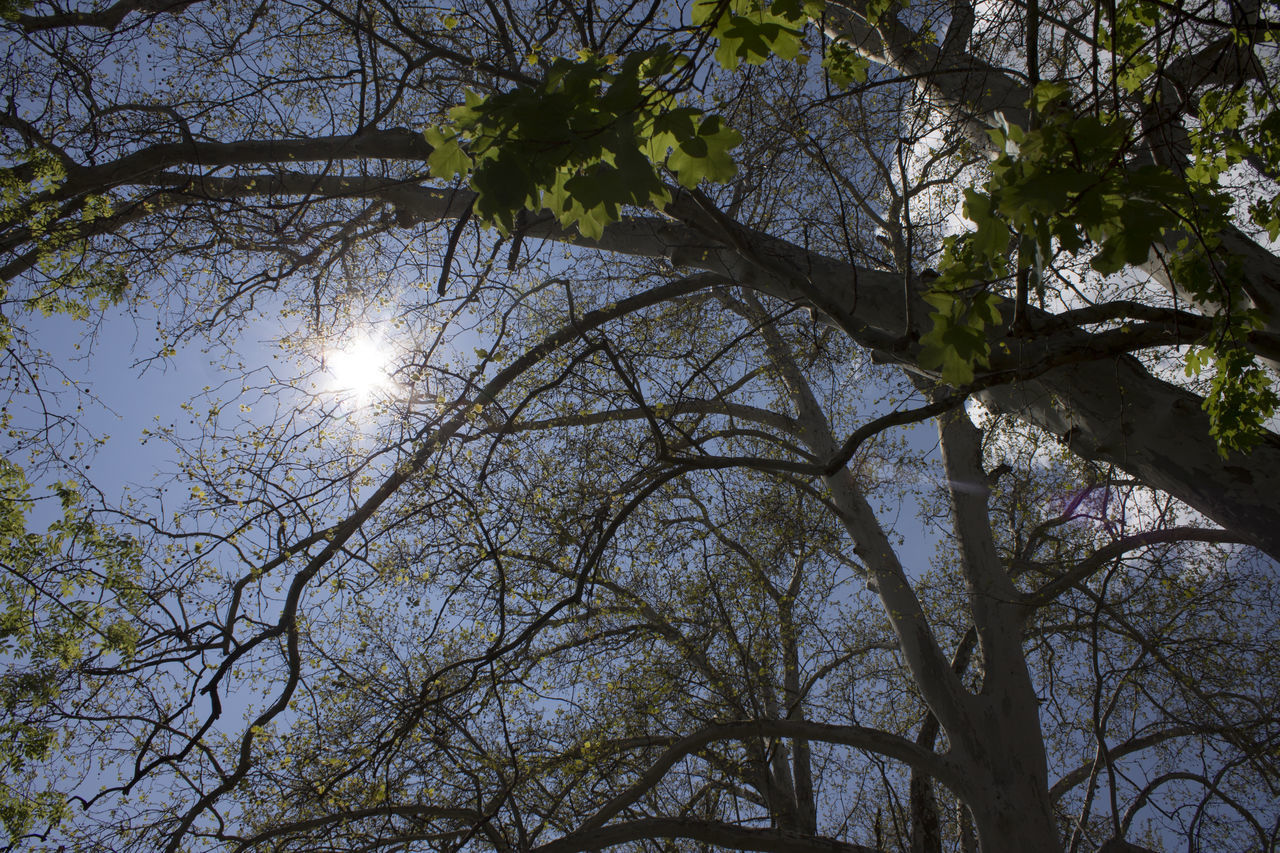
[
  {"xmin": 752, "ymin": 300, "xmax": 1065, "ymax": 851},
  {"xmin": 908, "ymin": 766, "xmax": 941, "ymax": 853},
  {"xmin": 934, "ymin": 405, "xmax": 1064, "ymax": 853},
  {"xmin": 951, "ymin": 691, "xmax": 1062, "ymax": 853},
  {"xmin": 971, "ymin": 797, "xmax": 1062, "ymax": 853}
]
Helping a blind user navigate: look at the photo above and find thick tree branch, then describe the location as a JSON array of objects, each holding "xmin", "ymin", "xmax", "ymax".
[
  {"xmin": 535, "ymin": 817, "xmax": 878, "ymax": 853},
  {"xmin": 15, "ymin": 0, "xmax": 202, "ymax": 32}
]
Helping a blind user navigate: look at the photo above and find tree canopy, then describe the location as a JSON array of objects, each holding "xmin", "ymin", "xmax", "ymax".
[{"xmin": 1, "ymin": 0, "xmax": 1279, "ymax": 851}]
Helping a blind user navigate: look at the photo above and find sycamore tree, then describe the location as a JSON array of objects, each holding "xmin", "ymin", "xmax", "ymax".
[{"xmin": 1, "ymin": 0, "xmax": 1279, "ymax": 851}]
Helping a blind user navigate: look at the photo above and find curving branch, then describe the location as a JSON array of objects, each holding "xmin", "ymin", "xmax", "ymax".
[
  {"xmin": 1022, "ymin": 527, "xmax": 1249, "ymax": 606},
  {"xmin": 563, "ymin": 718, "xmax": 957, "ymax": 843},
  {"xmin": 14, "ymin": 0, "xmax": 203, "ymax": 33},
  {"xmin": 534, "ymin": 816, "xmax": 878, "ymax": 853}
]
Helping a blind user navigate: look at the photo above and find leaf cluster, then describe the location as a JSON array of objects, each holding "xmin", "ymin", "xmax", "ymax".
[
  {"xmin": 0, "ymin": 459, "xmax": 145, "ymax": 845},
  {"xmin": 922, "ymin": 81, "xmax": 1276, "ymax": 451},
  {"xmin": 424, "ymin": 49, "xmax": 741, "ymax": 239},
  {"xmin": 691, "ymin": 0, "xmax": 813, "ymax": 70},
  {"xmin": 0, "ymin": 149, "xmax": 125, "ymax": 345}
]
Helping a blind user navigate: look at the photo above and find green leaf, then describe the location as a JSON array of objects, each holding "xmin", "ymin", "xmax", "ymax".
[
  {"xmin": 969, "ymin": 291, "xmax": 1003, "ymax": 327},
  {"xmin": 1200, "ymin": 345, "xmax": 1280, "ymax": 456},
  {"xmin": 695, "ymin": 0, "xmax": 806, "ymax": 70},
  {"xmin": 667, "ymin": 116, "xmax": 741, "ymax": 187},
  {"xmin": 918, "ymin": 283, "xmax": 997, "ymax": 387},
  {"xmin": 1000, "ymin": 170, "xmax": 1078, "ymax": 217},
  {"xmin": 1088, "ymin": 200, "xmax": 1165, "ymax": 273},
  {"xmin": 1118, "ymin": 54, "xmax": 1156, "ymax": 94},
  {"xmin": 863, "ymin": 0, "xmax": 904, "ymax": 25},
  {"xmin": 424, "ymin": 128, "xmax": 471, "ymax": 178},
  {"xmin": 822, "ymin": 43, "xmax": 869, "ymax": 88},
  {"xmin": 418, "ymin": 48, "xmax": 745, "ymax": 237},
  {"xmin": 962, "ymin": 191, "xmax": 1010, "ymax": 259},
  {"xmin": 471, "ymin": 153, "xmax": 536, "ymax": 230},
  {"xmin": 1031, "ymin": 80, "xmax": 1070, "ymax": 111},
  {"xmin": 921, "ymin": 289, "xmax": 957, "ymax": 313}
]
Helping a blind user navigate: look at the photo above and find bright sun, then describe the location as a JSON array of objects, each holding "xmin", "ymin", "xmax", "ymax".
[{"xmin": 325, "ymin": 335, "xmax": 392, "ymax": 400}]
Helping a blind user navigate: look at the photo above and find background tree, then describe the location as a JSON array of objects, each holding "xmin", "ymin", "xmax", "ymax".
[{"xmin": 1, "ymin": 0, "xmax": 1278, "ymax": 851}]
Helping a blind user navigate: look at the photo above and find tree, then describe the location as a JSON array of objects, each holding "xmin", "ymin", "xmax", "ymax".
[
  {"xmin": 0, "ymin": 0, "xmax": 1278, "ymax": 851},
  {"xmin": 5, "ymin": 0, "xmax": 1279, "ymax": 552}
]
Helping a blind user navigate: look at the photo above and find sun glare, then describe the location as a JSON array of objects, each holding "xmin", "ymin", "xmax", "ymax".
[{"xmin": 325, "ymin": 335, "xmax": 392, "ymax": 400}]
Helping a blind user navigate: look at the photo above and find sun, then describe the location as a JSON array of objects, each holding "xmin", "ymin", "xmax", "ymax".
[{"xmin": 325, "ymin": 335, "xmax": 392, "ymax": 400}]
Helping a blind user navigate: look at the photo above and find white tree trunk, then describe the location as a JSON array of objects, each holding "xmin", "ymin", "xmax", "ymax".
[{"xmin": 752, "ymin": 301, "xmax": 1065, "ymax": 852}]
